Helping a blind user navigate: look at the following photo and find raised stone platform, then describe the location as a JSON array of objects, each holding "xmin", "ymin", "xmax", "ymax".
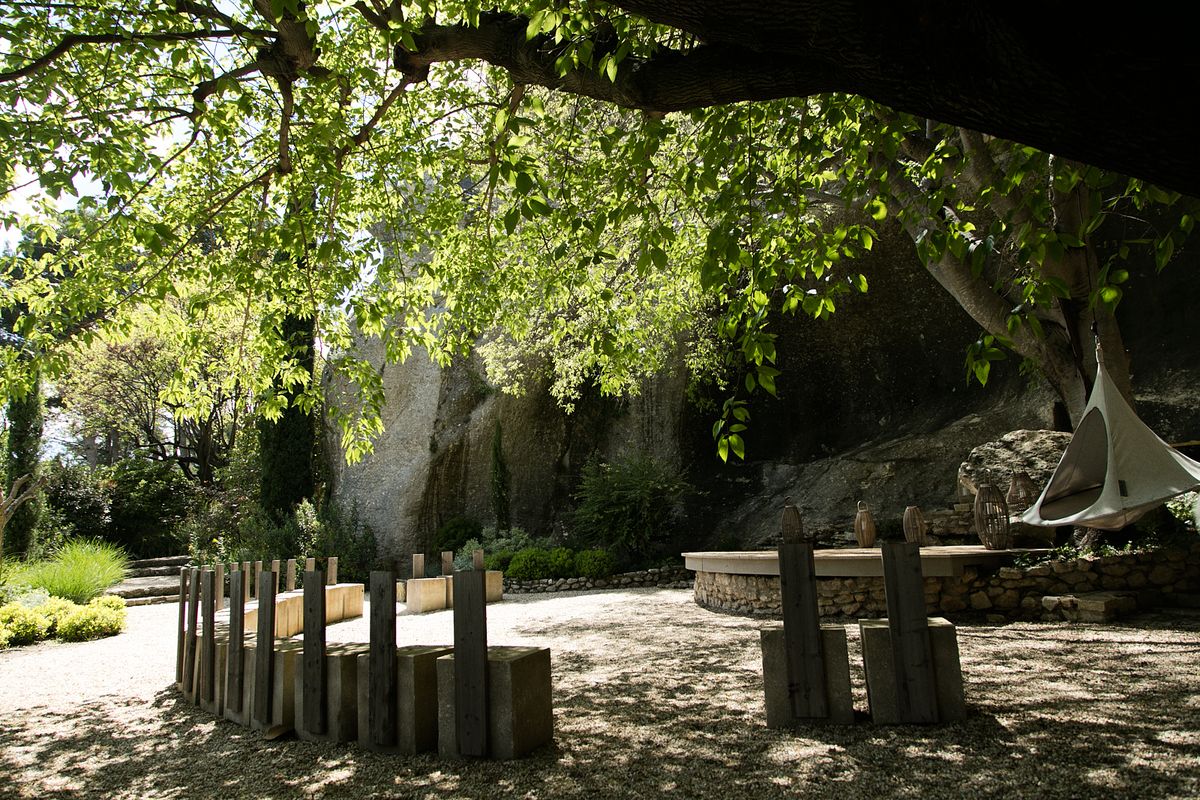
[{"xmin": 684, "ymin": 546, "xmax": 1037, "ymax": 579}]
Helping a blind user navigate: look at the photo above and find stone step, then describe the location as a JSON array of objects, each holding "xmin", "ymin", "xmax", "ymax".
[
  {"xmin": 1041, "ymin": 590, "xmax": 1139, "ymax": 622},
  {"xmin": 106, "ymin": 574, "xmax": 182, "ymax": 600},
  {"xmin": 127, "ymin": 565, "xmax": 186, "ymax": 579},
  {"xmin": 123, "ymin": 594, "xmax": 180, "ymax": 607},
  {"xmin": 127, "ymin": 555, "xmax": 191, "ymax": 569}
]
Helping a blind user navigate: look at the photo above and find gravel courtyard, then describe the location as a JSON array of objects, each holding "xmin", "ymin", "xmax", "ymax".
[{"xmin": 3, "ymin": 588, "xmax": 1200, "ymax": 799}]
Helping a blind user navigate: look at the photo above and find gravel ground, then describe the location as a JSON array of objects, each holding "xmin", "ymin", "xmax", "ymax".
[{"xmin": 3, "ymin": 589, "xmax": 1200, "ymax": 799}]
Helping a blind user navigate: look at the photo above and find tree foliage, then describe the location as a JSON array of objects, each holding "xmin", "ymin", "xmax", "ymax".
[{"xmin": 1, "ymin": 1, "xmax": 1194, "ymax": 467}]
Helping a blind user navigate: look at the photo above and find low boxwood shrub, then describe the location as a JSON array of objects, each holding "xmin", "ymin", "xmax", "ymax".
[
  {"xmin": 574, "ymin": 549, "xmax": 617, "ymax": 579},
  {"xmin": 56, "ymin": 596, "xmax": 126, "ymax": 642},
  {"xmin": 0, "ymin": 603, "xmax": 51, "ymax": 647},
  {"xmin": 506, "ymin": 548, "xmax": 554, "ymax": 580},
  {"xmin": 547, "ymin": 547, "xmax": 576, "ymax": 579},
  {"xmin": 484, "ymin": 550, "xmax": 515, "ymax": 572}
]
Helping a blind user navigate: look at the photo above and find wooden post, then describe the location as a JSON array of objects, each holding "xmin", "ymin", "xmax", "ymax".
[
  {"xmin": 214, "ymin": 562, "xmax": 225, "ymax": 612},
  {"xmin": 369, "ymin": 570, "xmax": 397, "ymax": 747},
  {"xmin": 227, "ymin": 568, "xmax": 245, "ymax": 713},
  {"xmin": 286, "ymin": 559, "xmax": 297, "ymax": 592},
  {"xmin": 881, "ymin": 541, "xmax": 938, "ymax": 723},
  {"xmin": 412, "ymin": 553, "xmax": 425, "ymax": 579},
  {"xmin": 176, "ymin": 567, "xmax": 190, "ymax": 686},
  {"xmin": 441, "ymin": 551, "xmax": 453, "ymax": 576},
  {"xmin": 254, "ymin": 561, "xmax": 264, "ymax": 597},
  {"xmin": 241, "ymin": 561, "xmax": 251, "ymax": 599},
  {"xmin": 327, "ymin": 556, "xmax": 338, "ymax": 585},
  {"xmin": 183, "ymin": 568, "xmax": 200, "ymax": 700},
  {"xmin": 453, "ymin": 567, "xmax": 489, "ymax": 757},
  {"xmin": 271, "ymin": 559, "xmax": 281, "ymax": 595},
  {"xmin": 253, "ymin": 569, "xmax": 277, "ymax": 725},
  {"xmin": 472, "ymin": 549, "xmax": 485, "ymax": 571},
  {"xmin": 306, "ymin": 557, "xmax": 316, "ymax": 572},
  {"xmin": 200, "ymin": 569, "xmax": 216, "ymax": 704},
  {"xmin": 777, "ymin": 539, "xmax": 828, "ymax": 719},
  {"xmin": 303, "ymin": 569, "xmax": 327, "ymax": 735}
]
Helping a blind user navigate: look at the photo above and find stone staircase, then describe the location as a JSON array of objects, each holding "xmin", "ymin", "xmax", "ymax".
[{"xmin": 106, "ymin": 555, "xmax": 191, "ymax": 606}]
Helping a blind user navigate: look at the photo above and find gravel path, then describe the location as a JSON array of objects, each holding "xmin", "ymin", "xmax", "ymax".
[{"xmin": 3, "ymin": 589, "xmax": 1200, "ymax": 799}]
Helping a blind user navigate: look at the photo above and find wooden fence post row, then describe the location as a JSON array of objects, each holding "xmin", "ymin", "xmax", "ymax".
[
  {"xmin": 777, "ymin": 538, "xmax": 828, "ymax": 720},
  {"xmin": 176, "ymin": 567, "xmax": 190, "ymax": 686},
  {"xmin": 183, "ymin": 568, "xmax": 200, "ymax": 700},
  {"xmin": 200, "ymin": 569, "xmax": 216, "ymax": 705},
  {"xmin": 227, "ymin": 568, "xmax": 245, "ymax": 714}
]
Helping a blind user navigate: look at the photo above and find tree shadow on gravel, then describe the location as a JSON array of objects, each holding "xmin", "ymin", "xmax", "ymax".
[{"xmin": 4, "ymin": 611, "xmax": 1200, "ymax": 800}]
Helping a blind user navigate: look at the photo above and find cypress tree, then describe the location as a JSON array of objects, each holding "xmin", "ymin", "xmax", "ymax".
[{"xmin": 4, "ymin": 373, "xmax": 43, "ymax": 558}]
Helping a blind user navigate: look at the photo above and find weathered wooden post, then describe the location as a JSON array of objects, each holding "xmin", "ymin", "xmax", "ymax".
[
  {"xmin": 412, "ymin": 553, "xmax": 425, "ymax": 579},
  {"xmin": 176, "ymin": 567, "xmax": 190, "ymax": 687},
  {"xmin": 441, "ymin": 551, "xmax": 453, "ymax": 575},
  {"xmin": 183, "ymin": 567, "xmax": 200, "ymax": 701},
  {"xmin": 200, "ymin": 569, "xmax": 217, "ymax": 705},
  {"xmin": 241, "ymin": 561, "xmax": 251, "ymax": 599},
  {"xmin": 777, "ymin": 499, "xmax": 827, "ymax": 719},
  {"xmin": 253, "ymin": 561, "xmax": 264, "ymax": 598},
  {"xmin": 226, "ymin": 567, "xmax": 245, "ymax": 717},
  {"xmin": 303, "ymin": 567, "xmax": 327, "ymax": 736},
  {"xmin": 305, "ymin": 557, "xmax": 316, "ymax": 573},
  {"xmin": 880, "ymin": 541, "xmax": 937, "ymax": 723},
  {"xmin": 253, "ymin": 568, "xmax": 277, "ymax": 727},
  {"xmin": 453, "ymin": 560, "xmax": 489, "ymax": 757},
  {"xmin": 327, "ymin": 556, "xmax": 338, "ymax": 585},
  {"xmin": 285, "ymin": 558, "xmax": 297, "ymax": 592},
  {"xmin": 214, "ymin": 562, "xmax": 225, "ymax": 612},
  {"xmin": 368, "ymin": 569, "xmax": 398, "ymax": 748},
  {"xmin": 271, "ymin": 559, "xmax": 281, "ymax": 595}
]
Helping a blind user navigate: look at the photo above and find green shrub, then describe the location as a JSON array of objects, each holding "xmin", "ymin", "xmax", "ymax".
[
  {"xmin": 547, "ymin": 547, "xmax": 576, "ymax": 579},
  {"xmin": 56, "ymin": 596, "xmax": 126, "ymax": 642},
  {"xmin": 574, "ymin": 549, "xmax": 617, "ymax": 579},
  {"xmin": 484, "ymin": 550, "xmax": 515, "ymax": 572},
  {"xmin": 506, "ymin": 548, "xmax": 555, "ymax": 581},
  {"xmin": 0, "ymin": 603, "xmax": 51, "ymax": 647},
  {"xmin": 435, "ymin": 517, "xmax": 482, "ymax": 554},
  {"xmin": 12, "ymin": 539, "xmax": 128, "ymax": 604},
  {"xmin": 570, "ymin": 454, "xmax": 691, "ymax": 560}
]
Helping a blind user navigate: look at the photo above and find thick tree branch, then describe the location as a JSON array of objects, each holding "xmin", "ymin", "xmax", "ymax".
[{"xmin": 396, "ymin": 14, "xmax": 833, "ymax": 113}]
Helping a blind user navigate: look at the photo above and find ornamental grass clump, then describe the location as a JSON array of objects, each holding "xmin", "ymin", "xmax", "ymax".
[{"xmin": 13, "ymin": 539, "xmax": 128, "ymax": 604}]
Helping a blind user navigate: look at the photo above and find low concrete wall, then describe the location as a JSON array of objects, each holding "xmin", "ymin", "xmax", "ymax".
[
  {"xmin": 504, "ymin": 566, "xmax": 692, "ymax": 594},
  {"xmin": 692, "ymin": 542, "xmax": 1200, "ymax": 621}
]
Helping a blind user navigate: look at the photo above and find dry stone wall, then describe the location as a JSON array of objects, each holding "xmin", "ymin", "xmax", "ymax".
[
  {"xmin": 504, "ymin": 566, "xmax": 692, "ymax": 594},
  {"xmin": 692, "ymin": 542, "xmax": 1200, "ymax": 621}
]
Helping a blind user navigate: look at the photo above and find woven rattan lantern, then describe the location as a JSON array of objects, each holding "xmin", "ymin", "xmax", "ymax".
[
  {"xmin": 781, "ymin": 496, "xmax": 805, "ymax": 544},
  {"xmin": 974, "ymin": 483, "xmax": 1011, "ymax": 550},
  {"xmin": 1006, "ymin": 471, "xmax": 1038, "ymax": 515},
  {"xmin": 853, "ymin": 501, "xmax": 877, "ymax": 547},
  {"xmin": 902, "ymin": 505, "xmax": 929, "ymax": 546}
]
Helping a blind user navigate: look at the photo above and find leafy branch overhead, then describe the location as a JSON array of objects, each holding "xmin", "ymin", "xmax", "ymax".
[{"xmin": 1, "ymin": 1, "xmax": 1195, "ymax": 464}]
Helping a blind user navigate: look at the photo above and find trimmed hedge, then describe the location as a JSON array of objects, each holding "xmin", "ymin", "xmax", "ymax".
[
  {"xmin": 503, "ymin": 547, "xmax": 618, "ymax": 581},
  {"xmin": 0, "ymin": 594, "xmax": 126, "ymax": 649}
]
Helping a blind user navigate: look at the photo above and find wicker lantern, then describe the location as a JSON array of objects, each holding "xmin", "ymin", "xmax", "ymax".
[
  {"xmin": 781, "ymin": 496, "xmax": 805, "ymax": 544},
  {"xmin": 974, "ymin": 483, "xmax": 1011, "ymax": 550},
  {"xmin": 902, "ymin": 505, "xmax": 929, "ymax": 546},
  {"xmin": 1006, "ymin": 471, "xmax": 1038, "ymax": 515},
  {"xmin": 853, "ymin": 501, "xmax": 877, "ymax": 547}
]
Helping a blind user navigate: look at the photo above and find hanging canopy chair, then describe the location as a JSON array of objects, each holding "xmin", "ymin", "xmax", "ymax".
[{"xmin": 1021, "ymin": 346, "xmax": 1200, "ymax": 530}]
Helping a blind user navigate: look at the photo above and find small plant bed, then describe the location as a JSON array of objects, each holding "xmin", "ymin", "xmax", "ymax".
[{"xmin": 0, "ymin": 593, "xmax": 127, "ymax": 649}]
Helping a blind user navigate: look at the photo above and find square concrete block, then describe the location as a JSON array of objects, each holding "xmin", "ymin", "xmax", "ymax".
[
  {"xmin": 325, "ymin": 586, "xmax": 346, "ymax": 624},
  {"xmin": 342, "ymin": 584, "xmax": 365, "ymax": 619},
  {"xmin": 296, "ymin": 647, "xmax": 360, "ymax": 742},
  {"xmin": 859, "ymin": 617, "xmax": 966, "ymax": 724},
  {"xmin": 357, "ymin": 645, "xmax": 452, "ymax": 754},
  {"xmin": 406, "ymin": 578, "xmax": 447, "ymax": 613},
  {"xmin": 486, "ymin": 571, "xmax": 504, "ymax": 603},
  {"xmin": 273, "ymin": 644, "xmax": 301, "ymax": 732},
  {"xmin": 437, "ymin": 646, "xmax": 553, "ymax": 760},
  {"xmin": 760, "ymin": 625, "xmax": 854, "ymax": 726}
]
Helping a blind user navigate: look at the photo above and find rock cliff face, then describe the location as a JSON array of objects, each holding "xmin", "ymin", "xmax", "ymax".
[{"xmin": 328, "ymin": 221, "xmax": 1200, "ymax": 558}]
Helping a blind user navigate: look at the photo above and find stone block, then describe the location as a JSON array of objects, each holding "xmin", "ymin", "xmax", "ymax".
[
  {"xmin": 342, "ymin": 584, "xmax": 365, "ymax": 619},
  {"xmin": 437, "ymin": 646, "xmax": 553, "ymax": 760},
  {"xmin": 443, "ymin": 576, "xmax": 454, "ymax": 609},
  {"xmin": 223, "ymin": 635, "xmax": 253, "ymax": 726},
  {"xmin": 406, "ymin": 578, "xmax": 448, "ymax": 613},
  {"xmin": 486, "ymin": 571, "xmax": 504, "ymax": 602},
  {"xmin": 1075, "ymin": 591, "xmax": 1138, "ymax": 622},
  {"xmin": 296, "ymin": 645, "xmax": 362, "ymax": 742},
  {"xmin": 272, "ymin": 644, "xmax": 300, "ymax": 733},
  {"xmin": 759, "ymin": 625, "xmax": 854, "ymax": 726},
  {"xmin": 357, "ymin": 645, "xmax": 451, "ymax": 754},
  {"xmin": 325, "ymin": 585, "xmax": 346, "ymax": 624},
  {"xmin": 396, "ymin": 580, "xmax": 407, "ymax": 603},
  {"xmin": 859, "ymin": 617, "xmax": 966, "ymax": 724}
]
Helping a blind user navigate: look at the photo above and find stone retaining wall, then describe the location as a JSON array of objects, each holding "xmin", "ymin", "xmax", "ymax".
[
  {"xmin": 692, "ymin": 542, "xmax": 1200, "ymax": 621},
  {"xmin": 504, "ymin": 566, "xmax": 693, "ymax": 594}
]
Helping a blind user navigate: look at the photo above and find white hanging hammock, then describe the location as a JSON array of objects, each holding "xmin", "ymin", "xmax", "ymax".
[{"xmin": 1021, "ymin": 347, "xmax": 1200, "ymax": 530}]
